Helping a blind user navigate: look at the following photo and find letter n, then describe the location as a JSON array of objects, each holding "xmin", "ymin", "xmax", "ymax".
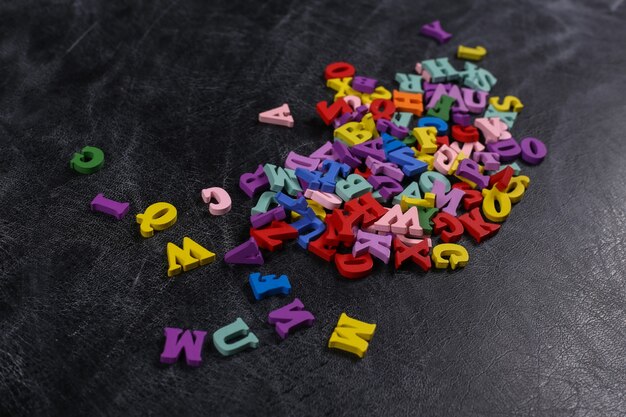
[{"xmin": 267, "ymin": 298, "xmax": 315, "ymax": 339}]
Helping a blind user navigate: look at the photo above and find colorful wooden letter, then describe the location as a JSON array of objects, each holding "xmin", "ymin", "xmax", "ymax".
[
  {"xmin": 268, "ymin": 298, "xmax": 315, "ymax": 340},
  {"xmin": 160, "ymin": 327, "xmax": 207, "ymax": 367},
  {"xmin": 328, "ymin": 313, "xmax": 376, "ymax": 359},
  {"xmin": 166, "ymin": 237, "xmax": 215, "ymax": 277},
  {"xmin": 136, "ymin": 202, "xmax": 177, "ymax": 238},
  {"xmin": 212, "ymin": 318, "xmax": 259, "ymax": 356}
]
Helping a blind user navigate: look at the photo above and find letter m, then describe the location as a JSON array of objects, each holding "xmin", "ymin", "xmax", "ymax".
[
  {"xmin": 160, "ymin": 327, "xmax": 207, "ymax": 367},
  {"xmin": 167, "ymin": 237, "xmax": 215, "ymax": 277},
  {"xmin": 328, "ymin": 313, "xmax": 376, "ymax": 358}
]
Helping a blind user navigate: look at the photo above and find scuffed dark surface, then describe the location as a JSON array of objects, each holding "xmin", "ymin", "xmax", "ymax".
[{"xmin": 1, "ymin": 0, "xmax": 626, "ymax": 416}]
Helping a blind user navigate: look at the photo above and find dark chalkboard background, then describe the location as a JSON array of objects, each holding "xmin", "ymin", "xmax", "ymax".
[{"xmin": 2, "ymin": 1, "xmax": 626, "ymax": 416}]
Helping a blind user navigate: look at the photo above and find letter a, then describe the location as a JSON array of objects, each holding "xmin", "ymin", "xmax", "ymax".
[{"xmin": 258, "ymin": 103, "xmax": 294, "ymax": 127}]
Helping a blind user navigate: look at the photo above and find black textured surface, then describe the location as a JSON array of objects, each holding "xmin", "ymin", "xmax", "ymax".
[{"xmin": 2, "ymin": 1, "xmax": 626, "ymax": 416}]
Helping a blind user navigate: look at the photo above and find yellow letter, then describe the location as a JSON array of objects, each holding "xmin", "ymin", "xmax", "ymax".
[
  {"xmin": 412, "ymin": 127, "xmax": 438, "ymax": 154},
  {"xmin": 505, "ymin": 175, "xmax": 530, "ymax": 203},
  {"xmin": 481, "ymin": 187, "xmax": 512, "ymax": 222},
  {"xmin": 432, "ymin": 243, "xmax": 469, "ymax": 270},
  {"xmin": 328, "ymin": 313, "xmax": 376, "ymax": 359},
  {"xmin": 334, "ymin": 122, "xmax": 373, "ymax": 146},
  {"xmin": 136, "ymin": 202, "xmax": 177, "ymax": 238},
  {"xmin": 457, "ymin": 45, "xmax": 487, "ymax": 61},
  {"xmin": 167, "ymin": 237, "xmax": 215, "ymax": 277},
  {"xmin": 326, "ymin": 77, "xmax": 358, "ymax": 100},
  {"xmin": 401, "ymin": 193, "xmax": 435, "ymax": 211},
  {"xmin": 489, "ymin": 95, "xmax": 524, "ymax": 112}
]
